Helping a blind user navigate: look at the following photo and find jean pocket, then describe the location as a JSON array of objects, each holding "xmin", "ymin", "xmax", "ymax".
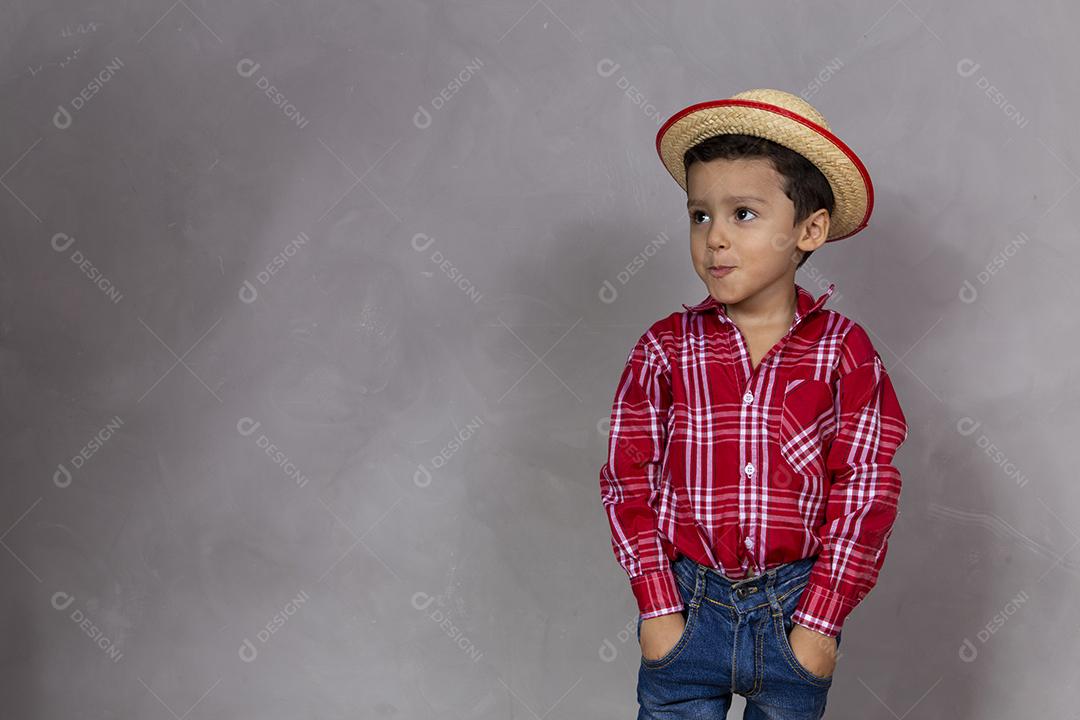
[
  {"xmin": 640, "ymin": 571, "xmax": 700, "ymax": 669},
  {"xmin": 773, "ymin": 582, "xmax": 834, "ymax": 686},
  {"xmin": 640, "ymin": 608, "xmax": 695, "ymax": 668}
]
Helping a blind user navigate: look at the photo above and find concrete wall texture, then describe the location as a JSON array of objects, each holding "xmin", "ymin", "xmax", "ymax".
[{"xmin": 1, "ymin": 1, "xmax": 1076, "ymax": 718}]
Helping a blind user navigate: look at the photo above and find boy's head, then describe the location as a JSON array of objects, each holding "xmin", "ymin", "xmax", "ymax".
[
  {"xmin": 683, "ymin": 134, "xmax": 833, "ymax": 304},
  {"xmin": 654, "ymin": 89, "xmax": 874, "ymax": 307},
  {"xmin": 685, "ymin": 134, "xmax": 835, "ymax": 271}
]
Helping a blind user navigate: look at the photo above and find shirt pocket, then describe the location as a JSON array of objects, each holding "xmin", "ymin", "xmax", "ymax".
[{"xmin": 777, "ymin": 377, "xmax": 836, "ymax": 475}]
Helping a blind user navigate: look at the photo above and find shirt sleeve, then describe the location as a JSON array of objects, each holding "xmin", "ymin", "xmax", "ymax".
[
  {"xmin": 599, "ymin": 328, "xmax": 683, "ymax": 620},
  {"xmin": 792, "ymin": 323, "xmax": 909, "ymax": 637}
]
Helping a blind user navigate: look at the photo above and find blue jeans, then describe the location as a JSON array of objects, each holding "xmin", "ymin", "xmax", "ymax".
[{"xmin": 636, "ymin": 553, "xmax": 843, "ymax": 719}]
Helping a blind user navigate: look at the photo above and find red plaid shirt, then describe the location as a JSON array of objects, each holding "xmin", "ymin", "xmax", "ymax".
[{"xmin": 599, "ymin": 282, "xmax": 909, "ymax": 637}]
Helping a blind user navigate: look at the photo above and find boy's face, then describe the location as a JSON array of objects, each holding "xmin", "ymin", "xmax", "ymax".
[{"xmin": 686, "ymin": 156, "xmax": 828, "ymax": 313}]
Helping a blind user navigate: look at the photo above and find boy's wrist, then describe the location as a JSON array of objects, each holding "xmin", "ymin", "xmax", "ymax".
[
  {"xmin": 631, "ymin": 567, "xmax": 683, "ymax": 619},
  {"xmin": 792, "ymin": 619, "xmax": 833, "ymax": 638},
  {"xmin": 792, "ymin": 581, "xmax": 856, "ymax": 637}
]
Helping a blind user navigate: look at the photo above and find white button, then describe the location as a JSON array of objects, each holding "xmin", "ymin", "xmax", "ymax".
[
  {"xmin": 742, "ymin": 391, "xmax": 754, "ymax": 404},
  {"xmin": 744, "ymin": 462, "xmax": 755, "ymax": 476},
  {"xmin": 744, "ymin": 537, "xmax": 754, "ymax": 549}
]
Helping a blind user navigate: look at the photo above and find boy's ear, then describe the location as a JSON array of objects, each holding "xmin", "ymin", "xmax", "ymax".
[{"xmin": 797, "ymin": 208, "xmax": 830, "ymax": 253}]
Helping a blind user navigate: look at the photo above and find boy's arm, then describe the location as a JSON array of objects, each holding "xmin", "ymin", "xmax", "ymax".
[
  {"xmin": 792, "ymin": 323, "xmax": 909, "ymax": 638},
  {"xmin": 599, "ymin": 329, "xmax": 682, "ymax": 620}
]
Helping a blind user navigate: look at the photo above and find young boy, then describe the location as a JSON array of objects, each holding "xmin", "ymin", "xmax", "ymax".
[{"xmin": 599, "ymin": 89, "xmax": 909, "ymax": 719}]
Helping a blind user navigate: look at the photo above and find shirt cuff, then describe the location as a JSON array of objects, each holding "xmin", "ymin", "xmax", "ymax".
[
  {"xmin": 792, "ymin": 582, "xmax": 857, "ymax": 637},
  {"xmin": 631, "ymin": 568, "xmax": 684, "ymax": 619}
]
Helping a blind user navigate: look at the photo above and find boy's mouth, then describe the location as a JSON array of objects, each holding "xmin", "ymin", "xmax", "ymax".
[{"xmin": 708, "ymin": 265, "xmax": 735, "ymax": 278}]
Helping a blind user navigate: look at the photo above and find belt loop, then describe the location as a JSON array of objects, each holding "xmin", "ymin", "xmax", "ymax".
[
  {"xmin": 767, "ymin": 587, "xmax": 783, "ymax": 616},
  {"xmin": 765, "ymin": 565, "xmax": 783, "ymax": 616},
  {"xmin": 765, "ymin": 564, "xmax": 779, "ymax": 591},
  {"xmin": 690, "ymin": 565, "xmax": 706, "ymax": 609}
]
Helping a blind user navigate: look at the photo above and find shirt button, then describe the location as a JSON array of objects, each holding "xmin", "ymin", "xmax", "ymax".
[
  {"xmin": 744, "ymin": 462, "xmax": 755, "ymax": 476},
  {"xmin": 742, "ymin": 391, "xmax": 754, "ymax": 404},
  {"xmin": 744, "ymin": 536, "xmax": 754, "ymax": 549}
]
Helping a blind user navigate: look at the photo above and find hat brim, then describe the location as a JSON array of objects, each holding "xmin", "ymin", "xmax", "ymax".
[{"xmin": 656, "ymin": 99, "xmax": 873, "ymax": 242}]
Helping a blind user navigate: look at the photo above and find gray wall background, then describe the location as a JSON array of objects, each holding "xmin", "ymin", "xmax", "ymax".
[{"xmin": 1, "ymin": 1, "xmax": 1076, "ymax": 718}]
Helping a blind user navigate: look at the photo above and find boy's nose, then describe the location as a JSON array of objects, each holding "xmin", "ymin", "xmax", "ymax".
[
  {"xmin": 707, "ymin": 236, "xmax": 729, "ymax": 251},
  {"xmin": 706, "ymin": 228, "xmax": 729, "ymax": 250}
]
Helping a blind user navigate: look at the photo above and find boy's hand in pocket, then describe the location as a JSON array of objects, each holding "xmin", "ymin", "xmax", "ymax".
[
  {"xmin": 788, "ymin": 623, "xmax": 838, "ymax": 678},
  {"xmin": 639, "ymin": 612, "xmax": 686, "ymax": 661}
]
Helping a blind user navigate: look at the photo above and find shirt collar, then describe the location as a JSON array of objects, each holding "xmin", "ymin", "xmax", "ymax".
[{"xmin": 682, "ymin": 282, "xmax": 836, "ymax": 326}]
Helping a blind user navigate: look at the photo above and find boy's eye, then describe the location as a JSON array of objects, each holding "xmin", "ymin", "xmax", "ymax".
[{"xmin": 690, "ymin": 208, "xmax": 757, "ymax": 224}]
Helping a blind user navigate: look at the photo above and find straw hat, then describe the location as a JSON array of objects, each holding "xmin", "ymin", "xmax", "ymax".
[{"xmin": 655, "ymin": 88, "xmax": 873, "ymax": 242}]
